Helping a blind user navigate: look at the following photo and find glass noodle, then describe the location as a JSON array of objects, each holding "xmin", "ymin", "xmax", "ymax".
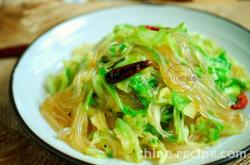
[{"xmin": 41, "ymin": 24, "xmax": 249, "ymax": 163}]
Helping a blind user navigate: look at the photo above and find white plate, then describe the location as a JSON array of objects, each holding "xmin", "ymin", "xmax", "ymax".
[{"xmin": 10, "ymin": 4, "xmax": 250, "ymax": 165}]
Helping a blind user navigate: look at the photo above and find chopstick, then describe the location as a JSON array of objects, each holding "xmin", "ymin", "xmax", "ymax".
[{"xmin": 0, "ymin": 44, "xmax": 29, "ymax": 58}]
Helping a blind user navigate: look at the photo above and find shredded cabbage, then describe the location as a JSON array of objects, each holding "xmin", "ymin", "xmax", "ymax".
[{"xmin": 41, "ymin": 23, "xmax": 250, "ymax": 163}]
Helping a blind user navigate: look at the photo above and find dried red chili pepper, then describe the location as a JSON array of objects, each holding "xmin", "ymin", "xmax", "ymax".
[
  {"xmin": 105, "ymin": 60, "xmax": 152, "ymax": 84},
  {"xmin": 145, "ymin": 25, "xmax": 161, "ymax": 31},
  {"xmin": 231, "ymin": 93, "xmax": 248, "ymax": 110}
]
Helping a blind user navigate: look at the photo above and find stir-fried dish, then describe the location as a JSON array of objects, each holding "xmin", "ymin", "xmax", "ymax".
[{"xmin": 41, "ymin": 24, "xmax": 249, "ymax": 163}]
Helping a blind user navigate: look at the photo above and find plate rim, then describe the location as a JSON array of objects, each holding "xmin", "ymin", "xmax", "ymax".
[{"xmin": 9, "ymin": 3, "xmax": 250, "ymax": 165}]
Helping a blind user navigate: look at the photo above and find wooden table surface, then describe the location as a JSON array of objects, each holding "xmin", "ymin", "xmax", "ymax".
[{"xmin": 0, "ymin": 0, "xmax": 249, "ymax": 164}]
